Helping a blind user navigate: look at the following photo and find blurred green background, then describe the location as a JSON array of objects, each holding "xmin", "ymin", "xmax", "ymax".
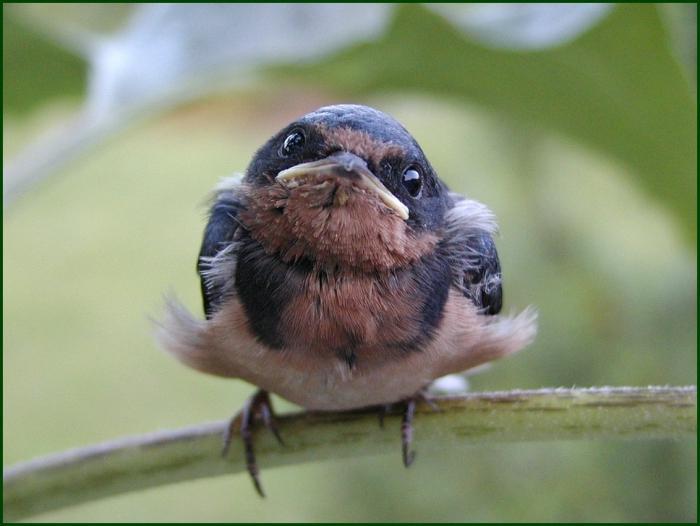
[{"xmin": 3, "ymin": 3, "xmax": 696, "ymax": 522}]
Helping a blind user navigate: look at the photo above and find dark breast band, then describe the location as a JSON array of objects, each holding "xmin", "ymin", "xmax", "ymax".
[{"xmin": 234, "ymin": 231, "xmax": 452, "ymax": 359}]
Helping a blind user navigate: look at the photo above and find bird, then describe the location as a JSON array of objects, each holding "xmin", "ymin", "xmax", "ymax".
[{"xmin": 157, "ymin": 104, "xmax": 537, "ymax": 496}]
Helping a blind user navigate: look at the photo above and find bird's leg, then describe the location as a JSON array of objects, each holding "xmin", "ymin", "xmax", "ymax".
[
  {"xmin": 401, "ymin": 397, "xmax": 417, "ymax": 467},
  {"xmin": 221, "ymin": 389, "xmax": 283, "ymax": 497},
  {"xmin": 398, "ymin": 391, "xmax": 443, "ymax": 468},
  {"xmin": 376, "ymin": 392, "xmax": 438, "ymax": 466}
]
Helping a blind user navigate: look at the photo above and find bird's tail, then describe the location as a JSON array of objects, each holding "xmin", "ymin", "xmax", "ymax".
[
  {"xmin": 152, "ymin": 295, "xmax": 239, "ymax": 378},
  {"xmin": 466, "ymin": 306, "xmax": 538, "ymax": 370}
]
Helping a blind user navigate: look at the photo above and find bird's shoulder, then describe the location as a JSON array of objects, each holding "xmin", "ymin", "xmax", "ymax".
[
  {"xmin": 198, "ymin": 176, "xmax": 247, "ymax": 318},
  {"xmin": 441, "ymin": 192, "xmax": 503, "ymax": 315}
]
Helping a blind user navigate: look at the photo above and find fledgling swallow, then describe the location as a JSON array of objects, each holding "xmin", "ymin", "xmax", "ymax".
[{"xmin": 157, "ymin": 104, "xmax": 536, "ymax": 496}]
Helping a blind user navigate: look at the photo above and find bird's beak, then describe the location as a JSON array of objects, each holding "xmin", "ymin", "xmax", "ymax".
[{"xmin": 276, "ymin": 151, "xmax": 409, "ymax": 220}]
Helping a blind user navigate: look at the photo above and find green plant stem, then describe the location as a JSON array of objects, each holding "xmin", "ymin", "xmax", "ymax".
[{"xmin": 3, "ymin": 386, "xmax": 696, "ymax": 520}]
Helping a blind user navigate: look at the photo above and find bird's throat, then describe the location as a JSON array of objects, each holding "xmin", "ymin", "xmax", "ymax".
[{"xmin": 240, "ymin": 181, "xmax": 437, "ymax": 272}]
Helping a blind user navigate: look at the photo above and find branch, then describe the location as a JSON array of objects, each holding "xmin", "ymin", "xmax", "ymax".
[{"xmin": 4, "ymin": 386, "xmax": 696, "ymax": 520}]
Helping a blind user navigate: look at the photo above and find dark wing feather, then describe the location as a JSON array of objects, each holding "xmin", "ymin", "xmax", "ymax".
[
  {"xmin": 443, "ymin": 195, "xmax": 503, "ymax": 315},
  {"xmin": 197, "ymin": 188, "xmax": 246, "ymax": 318},
  {"xmin": 461, "ymin": 232, "xmax": 503, "ymax": 315}
]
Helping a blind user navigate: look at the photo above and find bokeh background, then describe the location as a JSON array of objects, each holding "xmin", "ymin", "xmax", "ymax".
[{"xmin": 3, "ymin": 3, "xmax": 697, "ymax": 522}]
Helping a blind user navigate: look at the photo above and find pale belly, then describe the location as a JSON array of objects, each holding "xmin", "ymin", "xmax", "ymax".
[
  {"xmin": 246, "ymin": 346, "xmax": 438, "ymax": 410},
  {"xmin": 160, "ymin": 290, "xmax": 534, "ymax": 411}
]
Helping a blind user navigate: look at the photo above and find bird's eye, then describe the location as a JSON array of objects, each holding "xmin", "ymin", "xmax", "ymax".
[
  {"xmin": 402, "ymin": 167, "xmax": 423, "ymax": 197},
  {"xmin": 281, "ymin": 129, "xmax": 306, "ymax": 157}
]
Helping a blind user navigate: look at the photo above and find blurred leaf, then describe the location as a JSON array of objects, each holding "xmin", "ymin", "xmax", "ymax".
[
  {"xmin": 658, "ymin": 3, "xmax": 697, "ymax": 80},
  {"xmin": 278, "ymin": 4, "xmax": 697, "ymax": 240},
  {"xmin": 5, "ymin": 4, "xmax": 608, "ymax": 121},
  {"xmin": 427, "ymin": 3, "xmax": 612, "ymax": 50},
  {"xmin": 77, "ymin": 3, "xmax": 392, "ymax": 118},
  {"xmin": 12, "ymin": 3, "xmax": 134, "ymax": 35},
  {"xmin": 2, "ymin": 10, "xmax": 87, "ymax": 115}
]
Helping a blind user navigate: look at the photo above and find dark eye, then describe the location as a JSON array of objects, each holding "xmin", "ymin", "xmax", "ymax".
[
  {"xmin": 402, "ymin": 167, "xmax": 423, "ymax": 197},
  {"xmin": 281, "ymin": 129, "xmax": 305, "ymax": 156}
]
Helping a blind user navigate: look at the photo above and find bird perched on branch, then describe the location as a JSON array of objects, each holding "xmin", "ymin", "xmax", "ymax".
[{"xmin": 157, "ymin": 104, "xmax": 536, "ymax": 496}]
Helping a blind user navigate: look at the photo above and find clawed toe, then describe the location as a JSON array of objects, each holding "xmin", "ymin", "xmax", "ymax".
[
  {"xmin": 221, "ymin": 390, "xmax": 283, "ymax": 497},
  {"xmin": 378, "ymin": 391, "xmax": 441, "ymax": 468}
]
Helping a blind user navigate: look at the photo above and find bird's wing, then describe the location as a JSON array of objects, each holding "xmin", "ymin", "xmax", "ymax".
[
  {"xmin": 197, "ymin": 177, "xmax": 246, "ymax": 318},
  {"xmin": 443, "ymin": 193, "xmax": 503, "ymax": 315}
]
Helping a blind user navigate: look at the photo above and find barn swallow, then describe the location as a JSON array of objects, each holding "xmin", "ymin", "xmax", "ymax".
[{"xmin": 157, "ymin": 104, "xmax": 536, "ymax": 496}]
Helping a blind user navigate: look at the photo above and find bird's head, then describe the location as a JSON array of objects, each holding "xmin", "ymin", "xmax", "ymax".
[{"xmin": 240, "ymin": 104, "xmax": 451, "ymax": 271}]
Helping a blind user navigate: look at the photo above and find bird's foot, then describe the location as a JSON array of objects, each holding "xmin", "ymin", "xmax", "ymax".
[
  {"xmin": 377, "ymin": 391, "xmax": 442, "ymax": 467},
  {"xmin": 222, "ymin": 389, "xmax": 284, "ymax": 497}
]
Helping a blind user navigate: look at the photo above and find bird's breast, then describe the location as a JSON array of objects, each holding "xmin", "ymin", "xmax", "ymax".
[{"xmin": 281, "ymin": 269, "xmax": 425, "ymax": 362}]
